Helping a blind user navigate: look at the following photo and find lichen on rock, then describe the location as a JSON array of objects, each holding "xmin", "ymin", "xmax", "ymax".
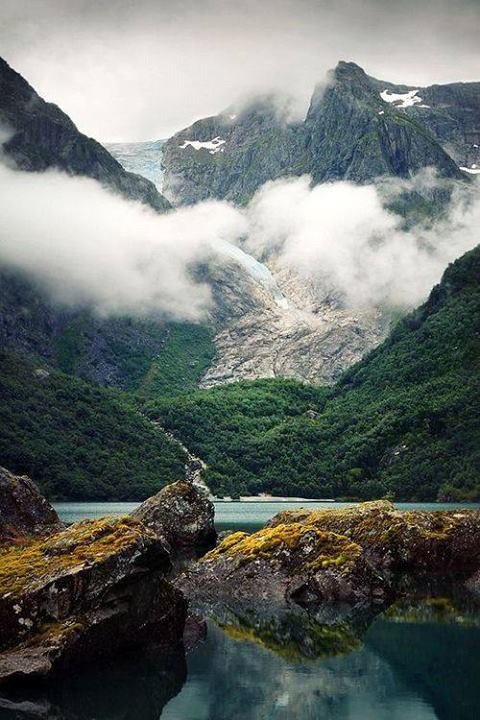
[
  {"xmin": 131, "ymin": 479, "xmax": 216, "ymax": 553},
  {"xmin": 0, "ymin": 514, "xmax": 186, "ymax": 684},
  {"xmin": 0, "ymin": 466, "xmax": 63, "ymax": 544}
]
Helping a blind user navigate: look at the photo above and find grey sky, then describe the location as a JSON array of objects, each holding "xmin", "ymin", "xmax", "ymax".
[{"xmin": 1, "ymin": 0, "xmax": 479, "ymax": 142}]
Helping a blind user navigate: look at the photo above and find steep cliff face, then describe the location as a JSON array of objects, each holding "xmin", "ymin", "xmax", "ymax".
[
  {"xmin": 201, "ymin": 253, "xmax": 388, "ymax": 387},
  {"xmin": 0, "ymin": 57, "xmax": 171, "ymax": 212},
  {"xmin": 162, "ymin": 61, "xmax": 476, "ymax": 206},
  {"xmin": 162, "ymin": 97, "xmax": 304, "ymax": 205}
]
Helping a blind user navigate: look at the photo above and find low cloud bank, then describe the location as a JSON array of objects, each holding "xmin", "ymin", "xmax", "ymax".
[
  {"xmin": 246, "ymin": 175, "xmax": 479, "ymax": 308},
  {"xmin": 0, "ymin": 164, "xmax": 478, "ymax": 321},
  {"xmin": 0, "ymin": 164, "xmax": 245, "ymax": 320}
]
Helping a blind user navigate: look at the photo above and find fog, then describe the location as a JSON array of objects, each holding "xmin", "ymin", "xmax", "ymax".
[
  {"xmin": 0, "ymin": 162, "xmax": 478, "ymax": 320},
  {"xmin": 0, "ymin": 164, "xmax": 246, "ymax": 319},
  {"xmin": 1, "ymin": 0, "xmax": 479, "ymax": 141},
  {"xmin": 246, "ymin": 175, "xmax": 479, "ymax": 308}
]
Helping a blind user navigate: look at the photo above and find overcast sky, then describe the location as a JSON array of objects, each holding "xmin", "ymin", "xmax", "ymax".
[{"xmin": 1, "ymin": 0, "xmax": 479, "ymax": 142}]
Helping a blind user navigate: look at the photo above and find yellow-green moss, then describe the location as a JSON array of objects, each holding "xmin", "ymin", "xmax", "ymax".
[
  {"xmin": 203, "ymin": 523, "xmax": 362, "ymax": 571},
  {"xmin": 384, "ymin": 596, "xmax": 479, "ymax": 626},
  {"xmin": 0, "ymin": 517, "xmax": 147, "ymax": 598}
]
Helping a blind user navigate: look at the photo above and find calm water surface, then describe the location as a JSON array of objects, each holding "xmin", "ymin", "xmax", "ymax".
[
  {"xmin": 8, "ymin": 501, "xmax": 476, "ymax": 720},
  {"xmin": 54, "ymin": 499, "xmax": 480, "ymax": 532}
]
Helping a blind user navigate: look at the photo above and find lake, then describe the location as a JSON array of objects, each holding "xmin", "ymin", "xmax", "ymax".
[
  {"xmin": 3, "ymin": 501, "xmax": 477, "ymax": 720},
  {"xmin": 54, "ymin": 499, "xmax": 480, "ymax": 532}
]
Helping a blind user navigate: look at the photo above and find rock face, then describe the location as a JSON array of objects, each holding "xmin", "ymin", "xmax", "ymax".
[
  {"xmin": 162, "ymin": 61, "xmax": 474, "ymax": 207},
  {"xmin": 0, "ymin": 516, "xmax": 186, "ymax": 684},
  {"xmin": 0, "ymin": 57, "xmax": 170, "ymax": 212},
  {"xmin": 201, "ymin": 256, "xmax": 389, "ymax": 388},
  {"xmin": 131, "ymin": 480, "xmax": 216, "ymax": 552},
  {"xmin": 268, "ymin": 501, "xmax": 480, "ymax": 571},
  {"xmin": 0, "ymin": 466, "xmax": 63, "ymax": 544},
  {"xmin": 178, "ymin": 502, "xmax": 480, "ymax": 605},
  {"xmin": 178, "ymin": 520, "xmax": 387, "ymax": 605}
]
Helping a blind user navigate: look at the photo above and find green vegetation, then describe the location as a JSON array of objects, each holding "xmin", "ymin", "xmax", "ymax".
[
  {"xmin": 2, "ymin": 244, "xmax": 479, "ymax": 502},
  {"xmin": 147, "ymin": 246, "xmax": 480, "ymax": 501},
  {"xmin": 147, "ymin": 379, "xmax": 328, "ymax": 497},
  {"xmin": 0, "ymin": 352, "xmax": 185, "ymax": 500},
  {"xmin": 138, "ymin": 323, "xmax": 216, "ymax": 397}
]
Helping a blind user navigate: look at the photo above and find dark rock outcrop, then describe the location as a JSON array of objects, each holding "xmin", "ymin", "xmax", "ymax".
[
  {"xmin": 0, "ymin": 57, "xmax": 170, "ymax": 212},
  {"xmin": 268, "ymin": 500, "xmax": 480, "ymax": 571},
  {"xmin": 0, "ymin": 646, "xmax": 187, "ymax": 720},
  {"xmin": 131, "ymin": 479, "xmax": 216, "ymax": 553},
  {"xmin": 162, "ymin": 60, "xmax": 474, "ymax": 207},
  {"xmin": 178, "ymin": 501, "xmax": 480, "ymax": 606},
  {"xmin": 178, "ymin": 519, "xmax": 388, "ymax": 605},
  {"xmin": 0, "ymin": 467, "xmax": 63, "ymax": 544},
  {"xmin": 0, "ymin": 516, "xmax": 186, "ymax": 684}
]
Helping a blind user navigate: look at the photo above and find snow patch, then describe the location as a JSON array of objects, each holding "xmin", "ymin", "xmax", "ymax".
[
  {"xmin": 179, "ymin": 137, "xmax": 226, "ymax": 155},
  {"xmin": 460, "ymin": 165, "xmax": 480, "ymax": 175},
  {"xmin": 380, "ymin": 89, "xmax": 423, "ymax": 108},
  {"xmin": 215, "ymin": 239, "xmax": 290, "ymax": 309}
]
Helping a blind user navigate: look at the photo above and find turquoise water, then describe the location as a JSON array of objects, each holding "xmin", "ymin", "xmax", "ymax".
[
  {"xmin": 54, "ymin": 499, "xmax": 480, "ymax": 531},
  {"xmin": 7, "ymin": 501, "xmax": 477, "ymax": 719}
]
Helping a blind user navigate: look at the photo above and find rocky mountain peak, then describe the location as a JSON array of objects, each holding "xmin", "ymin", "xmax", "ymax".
[{"xmin": 0, "ymin": 55, "xmax": 171, "ymax": 212}]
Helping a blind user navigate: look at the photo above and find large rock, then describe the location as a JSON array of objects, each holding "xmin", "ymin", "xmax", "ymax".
[
  {"xmin": 268, "ymin": 501, "xmax": 480, "ymax": 571},
  {"xmin": 179, "ymin": 501, "xmax": 480, "ymax": 606},
  {"xmin": 0, "ymin": 467, "xmax": 63, "ymax": 544},
  {"xmin": 0, "ymin": 516, "xmax": 186, "ymax": 684},
  {"xmin": 178, "ymin": 521, "xmax": 387, "ymax": 605},
  {"xmin": 131, "ymin": 480, "xmax": 216, "ymax": 553}
]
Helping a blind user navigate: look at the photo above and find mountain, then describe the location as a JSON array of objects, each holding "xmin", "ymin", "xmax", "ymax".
[
  {"xmin": 148, "ymin": 243, "xmax": 480, "ymax": 501},
  {"xmin": 162, "ymin": 61, "xmax": 478, "ymax": 206},
  {"xmin": 0, "ymin": 57, "xmax": 170, "ymax": 211},
  {"xmin": 0, "ymin": 350, "xmax": 186, "ymax": 500},
  {"xmin": 105, "ymin": 139, "xmax": 166, "ymax": 191}
]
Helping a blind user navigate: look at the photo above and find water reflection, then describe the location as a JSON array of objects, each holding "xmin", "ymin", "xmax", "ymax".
[
  {"xmin": 0, "ymin": 646, "xmax": 186, "ymax": 720},
  {"xmin": 0, "ymin": 592, "xmax": 479, "ymax": 720},
  {"xmin": 163, "ymin": 591, "xmax": 480, "ymax": 720}
]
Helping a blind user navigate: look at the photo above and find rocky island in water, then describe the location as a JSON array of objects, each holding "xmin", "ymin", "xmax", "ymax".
[{"xmin": 1, "ymin": 464, "xmax": 480, "ymax": 718}]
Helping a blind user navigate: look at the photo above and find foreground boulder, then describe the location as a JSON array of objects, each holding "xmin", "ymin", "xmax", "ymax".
[
  {"xmin": 0, "ymin": 467, "xmax": 63, "ymax": 544},
  {"xmin": 0, "ymin": 516, "xmax": 186, "ymax": 684},
  {"xmin": 268, "ymin": 501, "xmax": 480, "ymax": 571},
  {"xmin": 131, "ymin": 480, "xmax": 216, "ymax": 553},
  {"xmin": 178, "ymin": 501, "xmax": 480, "ymax": 606},
  {"xmin": 178, "ymin": 521, "xmax": 388, "ymax": 605}
]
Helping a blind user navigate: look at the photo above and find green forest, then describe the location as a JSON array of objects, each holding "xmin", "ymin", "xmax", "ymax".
[
  {"xmin": 147, "ymin": 246, "xmax": 480, "ymax": 502},
  {"xmin": 1, "ymin": 245, "xmax": 479, "ymax": 501}
]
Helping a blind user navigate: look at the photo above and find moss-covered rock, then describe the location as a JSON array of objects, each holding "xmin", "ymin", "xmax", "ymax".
[
  {"xmin": 0, "ymin": 515, "xmax": 186, "ymax": 684},
  {"xmin": 268, "ymin": 501, "xmax": 480, "ymax": 571},
  {"xmin": 0, "ymin": 466, "xmax": 63, "ymax": 544},
  {"xmin": 131, "ymin": 479, "xmax": 216, "ymax": 553},
  {"xmin": 178, "ymin": 519, "xmax": 386, "ymax": 604}
]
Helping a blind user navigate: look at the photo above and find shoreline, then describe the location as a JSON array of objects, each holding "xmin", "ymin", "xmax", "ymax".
[{"xmin": 216, "ymin": 495, "xmax": 335, "ymax": 503}]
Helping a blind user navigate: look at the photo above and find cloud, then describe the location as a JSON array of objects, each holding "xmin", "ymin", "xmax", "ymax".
[
  {"xmin": 0, "ymin": 161, "xmax": 478, "ymax": 323},
  {"xmin": 245, "ymin": 175, "xmax": 480, "ymax": 309},
  {"xmin": 0, "ymin": 0, "xmax": 479, "ymax": 140},
  {"xmin": 0, "ymin": 164, "xmax": 246, "ymax": 319}
]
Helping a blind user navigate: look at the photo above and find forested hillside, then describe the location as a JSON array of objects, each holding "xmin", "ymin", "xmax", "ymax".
[
  {"xmin": 0, "ymin": 352, "xmax": 186, "ymax": 500},
  {"xmin": 147, "ymin": 245, "xmax": 480, "ymax": 501}
]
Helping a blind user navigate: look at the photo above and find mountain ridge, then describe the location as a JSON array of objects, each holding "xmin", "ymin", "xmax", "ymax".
[{"xmin": 162, "ymin": 60, "xmax": 477, "ymax": 206}]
